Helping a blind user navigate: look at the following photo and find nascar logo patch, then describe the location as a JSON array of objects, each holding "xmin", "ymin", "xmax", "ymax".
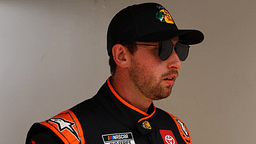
[{"xmin": 102, "ymin": 132, "xmax": 135, "ymax": 144}]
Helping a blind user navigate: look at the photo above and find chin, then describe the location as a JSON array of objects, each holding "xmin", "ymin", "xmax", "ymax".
[{"xmin": 153, "ymin": 94, "xmax": 171, "ymax": 100}]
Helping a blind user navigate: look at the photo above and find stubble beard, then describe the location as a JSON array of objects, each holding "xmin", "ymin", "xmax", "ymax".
[{"xmin": 128, "ymin": 59, "xmax": 173, "ymax": 101}]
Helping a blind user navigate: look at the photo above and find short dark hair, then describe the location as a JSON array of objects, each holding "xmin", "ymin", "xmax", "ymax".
[{"xmin": 109, "ymin": 41, "xmax": 137, "ymax": 75}]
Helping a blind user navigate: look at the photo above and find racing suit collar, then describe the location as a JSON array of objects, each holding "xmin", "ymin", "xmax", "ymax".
[
  {"xmin": 107, "ymin": 77, "xmax": 156, "ymax": 117},
  {"xmin": 96, "ymin": 77, "xmax": 156, "ymax": 133}
]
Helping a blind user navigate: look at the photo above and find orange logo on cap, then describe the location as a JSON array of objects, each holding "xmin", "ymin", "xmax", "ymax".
[
  {"xmin": 160, "ymin": 9, "xmax": 174, "ymax": 24},
  {"xmin": 156, "ymin": 9, "xmax": 174, "ymax": 24}
]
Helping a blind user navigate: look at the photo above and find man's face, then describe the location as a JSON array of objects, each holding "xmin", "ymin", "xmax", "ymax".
[{"xmin": 128, "ymin": 37, "xmax": 182, "ymax": 100}]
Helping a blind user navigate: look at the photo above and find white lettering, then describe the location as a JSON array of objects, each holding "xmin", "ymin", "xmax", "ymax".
[
  {"xmin": 110, "ymin": 140, "xmax": 131, "ymax": 144},
  {"xmin": 112, "ymin": 134, "xmax": 128, "ymax": 140},
  {"xmin": 177, "ymin": 119, "xmax": 188, "ymax": 136}
]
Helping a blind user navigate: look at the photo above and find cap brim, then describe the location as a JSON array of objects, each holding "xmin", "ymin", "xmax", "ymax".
[{"xmin": 137, "ymin": 29, "xmax": 204, "ymax": 45}]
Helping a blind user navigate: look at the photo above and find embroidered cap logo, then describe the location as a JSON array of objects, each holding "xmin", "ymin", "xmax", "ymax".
[{"xmin": 156, "ymin": 9, "xmax": 174, "ymax": 24}]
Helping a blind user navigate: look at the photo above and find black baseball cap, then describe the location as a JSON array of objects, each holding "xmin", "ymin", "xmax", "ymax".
[{"xmin": 107, "ymin": 2, "xmax": 204, "ymax": 56}]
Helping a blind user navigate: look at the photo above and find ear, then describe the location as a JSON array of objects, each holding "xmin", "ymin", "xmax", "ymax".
[{"xmin": 112, "ymin": 44, "xmax": 131, "ymax": 68}]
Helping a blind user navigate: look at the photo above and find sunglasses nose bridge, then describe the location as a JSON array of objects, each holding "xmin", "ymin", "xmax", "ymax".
[
  {"xmin": 166, "ymin": 48, "xmax": 183, "ymax": 70},
  {"xmin": 158, "ymin": 40, "xmax": 189, "ymax": 61}
]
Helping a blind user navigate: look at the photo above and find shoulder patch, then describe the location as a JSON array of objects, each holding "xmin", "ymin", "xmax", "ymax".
[
  {"xmin": 168, "ymin": 113, "xmax": 191, "ymax": 144},
  {"xmin": 40, "ymin": 110, "xmax": 85, "ymax": 144},
  {"xmin": 160, "ymin": 130, "xmax": 177, "ymax": 144}
]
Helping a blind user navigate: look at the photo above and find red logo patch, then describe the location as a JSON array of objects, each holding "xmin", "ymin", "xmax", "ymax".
[
  {"xmin": 160, "ymin": 130, "xmax": 177, "ymax": 144},
  {"xmin": 30, "ymin": 140, "xmax": 36, "ymax": 144}
]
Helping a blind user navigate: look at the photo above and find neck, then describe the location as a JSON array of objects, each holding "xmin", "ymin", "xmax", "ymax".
[{"xmin": 110, "ymin": 74, "xmax": 153, "ymax": 113}]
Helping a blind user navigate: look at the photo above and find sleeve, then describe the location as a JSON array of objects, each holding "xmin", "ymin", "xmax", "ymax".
[
  {"xmin": 167, "ymin": 113, "xmax": 192, "ymax": 144},
  {"xmin": 26, "ymin": 123, "xmax": 64, "ymax": 144},
  {"xmin": 30, "ymin": 133, "xmax": 59, "ymax": 144},
  {"xmin": 26, "ymin": 110, "xmax": 85, "ymax": 144}
]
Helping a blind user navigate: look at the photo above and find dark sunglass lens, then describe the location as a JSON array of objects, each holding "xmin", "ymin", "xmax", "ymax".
[
  {"xmin": 158, "ymin": 42, "xmax": 162, "ymax": 57},
  {"xmin": 158, "ymin": 40, "xmax": 173, "ymax": 61},
  {"xmin": 175, "ymin": 41, "xmax": 190, "ymax": 61}
]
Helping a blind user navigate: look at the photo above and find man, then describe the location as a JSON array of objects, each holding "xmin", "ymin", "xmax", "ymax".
[{"xmin": 26, "ymin": 2, "xmax": 204, "ymax": 144}]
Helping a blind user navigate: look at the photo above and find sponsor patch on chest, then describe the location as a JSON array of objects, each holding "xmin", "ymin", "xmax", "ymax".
[
  {"xmin": 102, "ymin": 132, "xmax": 135, "ymax": 144},
  {"xmin": 160, "ymin": 130, "xmax": 177, "ymax": 144}
]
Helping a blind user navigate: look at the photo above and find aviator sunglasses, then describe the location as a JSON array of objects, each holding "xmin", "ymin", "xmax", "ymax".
[{"xmin": 137, "ymin": 40, "xmax": 190, "ymax": 61}]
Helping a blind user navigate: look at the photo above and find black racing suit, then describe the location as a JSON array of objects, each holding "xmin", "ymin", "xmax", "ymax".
[{"xmin": 26, "ymin": 78, "xmax": 191, "ymax": 144}]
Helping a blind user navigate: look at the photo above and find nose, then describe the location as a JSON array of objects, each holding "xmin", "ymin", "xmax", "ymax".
[{"xmin": 166, "ymin": 48, "xmax": 182, "ymax": 70}]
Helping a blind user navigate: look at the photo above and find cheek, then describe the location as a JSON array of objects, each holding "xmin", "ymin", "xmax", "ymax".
[
  {"xmin": 152, "ymin": 65, "xmax": 165, "ymax": 79},
  {"xmin": 134, "ymin": 50, "xmax": 166, "ymax": 77},
  {"xmin": 142, "ymin": 59, "xmax": 165, "ymax": 78}
]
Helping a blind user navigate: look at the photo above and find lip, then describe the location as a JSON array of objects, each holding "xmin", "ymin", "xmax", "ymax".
[{"xmin": 163, "ymin": 74, "xmax": 178, "ymax": 86}]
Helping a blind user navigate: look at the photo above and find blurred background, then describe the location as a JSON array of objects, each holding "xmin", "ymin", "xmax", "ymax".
[{"xmin": 1, "ymin": 0, "xmax": 256, "ymax": 143}]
